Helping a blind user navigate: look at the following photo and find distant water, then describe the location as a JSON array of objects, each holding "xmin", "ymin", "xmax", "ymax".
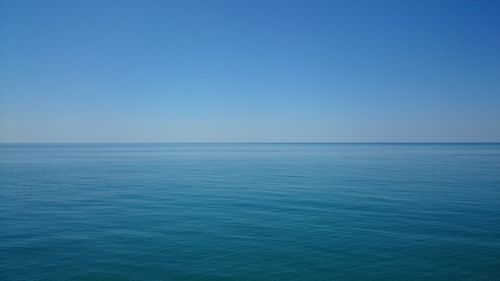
[{"xmin": 1, "ymin": 144, "xmax": 500, "ymax": 281}]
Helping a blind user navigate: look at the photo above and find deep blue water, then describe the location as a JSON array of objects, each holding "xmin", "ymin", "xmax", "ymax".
[{"xmin": 1, "ymin": 144, "xmax": 500, "ymax": 281}]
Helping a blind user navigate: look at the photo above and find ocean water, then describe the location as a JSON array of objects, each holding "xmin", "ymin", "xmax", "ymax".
[{"xmin": 1, "ymin": 143, "xmax": 499, "ymax": 281}]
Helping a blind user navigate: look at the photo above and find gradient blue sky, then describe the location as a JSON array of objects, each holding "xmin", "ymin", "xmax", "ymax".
[{"xmin": 1, "ymin": 0, "xmax": 499, "ymax": 142}]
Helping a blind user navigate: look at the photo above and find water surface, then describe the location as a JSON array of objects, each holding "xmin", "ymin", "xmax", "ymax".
[{"xmin": 1, "ymin": 144, "xmax": 499, "ymax": 280}]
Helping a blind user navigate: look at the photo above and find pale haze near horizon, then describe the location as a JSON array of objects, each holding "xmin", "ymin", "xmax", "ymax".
[{"xmin": 1, "ymin": 0, "xmax": 500, "ymax": 143}]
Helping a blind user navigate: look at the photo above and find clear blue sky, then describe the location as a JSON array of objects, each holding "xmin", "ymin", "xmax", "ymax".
[{"xmin": 1, "ymin": 0, "xmax": 499, "ymax": 142}]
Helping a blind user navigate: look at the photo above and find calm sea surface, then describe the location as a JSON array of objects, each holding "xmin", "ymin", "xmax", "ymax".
[{"xmin": 1, "ymin": 144, "xmax": 499, "ymax": 281}]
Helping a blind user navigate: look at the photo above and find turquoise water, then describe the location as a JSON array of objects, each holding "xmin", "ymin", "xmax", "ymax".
[{"xmin": 1, "ymin": 144, "xmax": 499, "ymax": 280}]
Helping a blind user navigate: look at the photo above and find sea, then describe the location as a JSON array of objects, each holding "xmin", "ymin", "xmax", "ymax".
[{"xmin": 1, "ymin": 143, "xmax": 499, "ymax": 281}]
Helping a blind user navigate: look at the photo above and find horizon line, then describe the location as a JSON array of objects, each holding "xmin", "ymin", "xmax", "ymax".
[{"xmin": 1, "ymin": 142, "xmax": 500, "ymax": 145}]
